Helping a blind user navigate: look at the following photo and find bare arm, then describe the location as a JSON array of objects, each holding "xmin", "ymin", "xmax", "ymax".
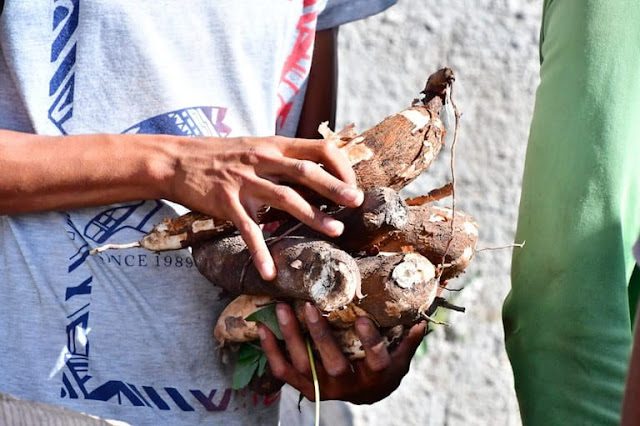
[
  {"xmin": 0, "ymin": 130, "xmax": 362, "ymax": 280},
  {"xmin": 0, "ymin": 131, "xmax": 169, "ymax": 214}
]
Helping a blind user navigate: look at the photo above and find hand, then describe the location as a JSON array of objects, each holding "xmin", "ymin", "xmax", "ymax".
[
  {"xmin": 258, "ymin": 302, "xmax": 427, "ymax": 404},
  {"xmin": 165, "ymin": 136, "xmax": 363, "ymax": 280}
]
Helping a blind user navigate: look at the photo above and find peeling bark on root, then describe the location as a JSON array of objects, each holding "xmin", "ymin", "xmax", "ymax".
[
  {"xmin": 213, "ymin": 252, "xmax": 439, "ymax": 345},
  {"xmin": 377, "ymin": 205, "xmax": 479, "ymax": 281},
  {"xmin": 327, "ymin": 67, "xmax": 452, "ymax": 191},
  {"xmin": 280, "ymin": 187, "xmax": 410, "ymax": 253},
  {"xmin": 213, "ymin": 295, "xmax": 277, "ymax": 347},
  {"xmin": 349, "ymin": 107, "xmax": 445, "ymax": 191},
  {"xmin": 333, "ymin": 187, "xmax": 409, "ymax": 251},
  {"xmin": 140, "ymin": 211, "xmax": 235, "ymax": 252},
  {"xmin": 192, "ymin": 235, "xmax": 360, "ymax": 312},
  {"xmin": 327, "ymin": 252, "xmax": 439, "ymax": 328}
]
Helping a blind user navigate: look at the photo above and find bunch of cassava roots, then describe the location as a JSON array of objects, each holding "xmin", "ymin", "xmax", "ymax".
[{"xmin": 94, "ymin": 68, "xmax": 478, "ymax": 393}]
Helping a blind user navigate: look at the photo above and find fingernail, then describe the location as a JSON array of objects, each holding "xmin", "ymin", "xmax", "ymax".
[
  {"xmin": 342, "ymin": 187, "xmax": 364, "ymax": 205},
  {"xmin": 276, "ymin": 305, "xmax": 289, "ymax": 326},
  {"xmin": 260, "ymin": 261, "xmax": 276, "ymax": 280},
  {"xmin": 305, "ymin": 303, "xmax": 319, "ymax": 324},
  {"xmin": 356, "ymin": 319, "xmax": 370, "ymax": 334},
  {"xmin": 323, "ymin": 217, "xmax": 344, "ymax": 235},
  {"xmin": 258, "ymin": 325, "xmax": 267, "ymax": 341}
]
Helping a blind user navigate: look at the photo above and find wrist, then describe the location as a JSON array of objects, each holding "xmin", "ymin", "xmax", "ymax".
[{"xmin": 141, "ymin": 134, "xmax": 181, "ymax": 201}]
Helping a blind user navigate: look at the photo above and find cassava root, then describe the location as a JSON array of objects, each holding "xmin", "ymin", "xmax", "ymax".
[
  {"xmin": 87, "ymin": 68, "xmax": 477, "ymax": 392},
  {"xmin": 193, "ymin": 235, "xmax": 360, "ymax": 312}
]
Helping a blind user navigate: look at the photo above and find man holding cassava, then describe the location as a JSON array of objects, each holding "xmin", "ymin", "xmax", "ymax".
[{"xmin": 0, "ymin": 1, "xmax": 428, "ymax": 424}]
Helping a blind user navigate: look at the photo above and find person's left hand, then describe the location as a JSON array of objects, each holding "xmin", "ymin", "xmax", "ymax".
[{"xmin": 257, "ymin": 302, "xmax": 427, "ymax": 404}]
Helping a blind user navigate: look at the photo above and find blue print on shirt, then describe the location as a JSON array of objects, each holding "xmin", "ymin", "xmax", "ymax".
[
  {"xmin": 46, "ymin": 0, "xmax": 252, "ymax": 412},
  {"xmin": 83, "ymin": 200, "xmax": 163, "ymax": 244},
  {"xmin": 60, "ymin": 106, "xmax": 234, "ymax": 411},
  {"xmin": 48, "ymin": 0, "xmax": 78, "ymax": 135},
  {"xmin": 123, "ymin": 106, "xmax": 232, "ymax": 138}
]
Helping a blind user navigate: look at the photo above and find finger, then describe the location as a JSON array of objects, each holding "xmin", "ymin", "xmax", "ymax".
[
  {"xmin": 242, "ymin": 197, "xmax": 266, "ymax": 223},
  {"xmin": 275, "ymin": 303, "xmax": 313, "ymax": 376},
  {"xmin": 355, "ymin": 317, "xmax": 391, "ymax": 373},
  {"xmin": 227, "ymin": 199, "xmax": 276, "ymax": 281},
  {"xmin": 249, "ymin": 179, "xmax": 346, "ymax": 238},
  {"xmin": 390, "ymin": 321, "xmax": 427, "ymax": 364},
  {"xmin": 259, "ymin": 156, "xmax": 363, "ymax": 208},
  {"xmin": 258, "ymin": 324, "xmax": 315, "ymax": 397},
  {"xmin": 305, "ymin": 303, "xmax": 350, "ymax": 377},
  {"xmin": 279, "ymin": 138, "xmax": 358, "ymax": 187}
]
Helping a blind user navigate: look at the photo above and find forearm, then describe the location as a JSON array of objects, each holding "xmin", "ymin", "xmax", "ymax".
[{"xmin": 0, "ymin": 130, "xmax": 175, "ymax": 214}]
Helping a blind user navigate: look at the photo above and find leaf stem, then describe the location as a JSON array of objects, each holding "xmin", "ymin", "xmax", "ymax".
[{"xmin": 306, "ymin": 338, "xmax": 320, "ymax": 426}]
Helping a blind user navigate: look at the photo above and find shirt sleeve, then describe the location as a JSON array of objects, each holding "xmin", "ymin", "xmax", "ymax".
[
  {"xmin": 317, "ymin": 0, "xmax": 397, "ymax": 31},
  {"xmin": 503, "ymin": 1, "xmax": 640, "ymax": 425}
]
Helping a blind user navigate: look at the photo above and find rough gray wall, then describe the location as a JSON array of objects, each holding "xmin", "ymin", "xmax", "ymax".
[{"xmin": 280, "ymin": 0, "xmax": 542, "ymax": 425}]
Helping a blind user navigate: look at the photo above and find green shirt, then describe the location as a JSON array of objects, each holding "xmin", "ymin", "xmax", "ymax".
[{"xmin": 504, "ymin": 1, "xmax": 640, "ymax": 424}]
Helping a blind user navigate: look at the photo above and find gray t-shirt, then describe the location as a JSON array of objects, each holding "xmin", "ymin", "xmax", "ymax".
[{"xmin": 0, "ymin": 1, "xmax": 394, "ymax": 425}]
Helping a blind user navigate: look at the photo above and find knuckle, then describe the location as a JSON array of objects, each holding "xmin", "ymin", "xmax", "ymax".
[
  {"xmin": 368, "ymin": 356, "xmax": 390, "ymax": 373},
  {"xmin": 298, "ymin": 205, "xmax": 319, "ymax": 225},
  {"xmin": 270, "ymin": 135, "xmax": 288, "ymax": 148},
  {"xmin": 234, "ymin": 219, "xmax": 256, "ymax": 237},
  {"xmin": 326, "ymin": 181, "xmax": 344, "ymax": 196},
  {"xmin": 326, "ymin": 361, "xmax": 349, "ymax": 377},
  {"xmin": 239, "ymin": 147, "xmax": 259, "ymax": 165},
  {"xmin": 273, "ymin": 185, "xmax": 298, "ymax": 204},
  {"xmin": 217, "ymin": 191, "xmax": 236, "ymax": 205},
  {"xmin": 270, "ymin": 363, "xmax": 288, "ymax": 380},
  {"xmin": 321, "ymin": 141, "xmax": 339, "ymax": 157},
  {"xmin": 293, "ymin": 159, "xmax": 318, "ymax": 178},
  {"xmin": 360, "ymin": 333, "xmax": 383, "ymax": 348},
  {"xmin": 310, "ymin": 325, "xmax": 330, "ymax": 343},
  {"xmin": 295, "ymin": 362, "xmax": 312, "ymax": 377}
]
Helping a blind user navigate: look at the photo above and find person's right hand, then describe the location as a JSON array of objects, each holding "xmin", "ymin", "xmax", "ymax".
[{"xmin": 163, "ymin": 135, "xmax": 363, "ymax": 281}]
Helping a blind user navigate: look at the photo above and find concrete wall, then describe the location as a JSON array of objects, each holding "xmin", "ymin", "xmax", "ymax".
[{"xmin": 281, "ymin": 1, "xmax": 542, "ymax": 424}]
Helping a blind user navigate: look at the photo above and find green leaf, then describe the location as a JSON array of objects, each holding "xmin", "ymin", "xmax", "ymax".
[
  {"xmin": 232, "ymin": 343, "xmax": 262, "ymax": 390},
  {"xmin": 236, "ymin": 342, "xmax": 262, "ymax": 362},
  {"xmin": 246, "ymin": 304, "xmax": 283, "ymax": 340},
  {"xmin": 257, "ymin": 351, "xmax": 268, "ymax": 377}
]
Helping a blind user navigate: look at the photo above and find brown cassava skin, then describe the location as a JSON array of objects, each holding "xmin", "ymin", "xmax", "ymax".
[
  {"xmin": 279, "ymin": 192, "xmax": 478, "ymax": 283},
  {"xmin": 349, "ymin": 252, "xmax": 438, "ymax": 327},
  {"xmin": 277, "ymin": 187, "xmax": 409, "ymax": 253},
  {"xmin": 212, "ymin": 251, "xmax": 439, "ymax": 346},
  {"xmin": 331, "ymin": 187, "xmax": 409, "ymax": 251},
  {"xmin": 192, "ymin": 235, "xmax": 360, "ymax": 312},
  {"xmin": 349, "ymin": 106, "xmax": 444, "ymax": 192},
  {"xmin": 343, "ymin": 67, "xmax": 452, "ymax": 192},
  {"xmin": 376, "ymin": 205, "xmax": 479, "ymax": 281},
  {"xmin": 287, "ymin": 252, "xmax": 438, "ymax": 328}
]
